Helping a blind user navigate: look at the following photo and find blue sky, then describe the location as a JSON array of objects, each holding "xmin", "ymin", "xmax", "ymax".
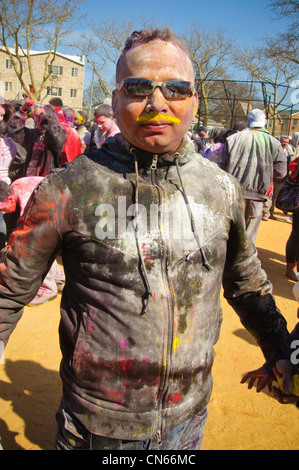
[
  {"xmin": 82, "ymin": 0, "xmax": 282, "ymax": 47},
  {"xmin": 76, "ymin": 0, "xmax": 297, "ymax": 107},
  {"xmin": 78, "ymin": 0, "xmax": 285, "ymax": 85}
]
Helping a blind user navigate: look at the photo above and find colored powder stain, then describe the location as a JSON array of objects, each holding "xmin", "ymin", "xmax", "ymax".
[
  {"xmin": 120, "ymin": 339, "xmax": 129, "ymax": 352},
  {"xmin": 173, "ymin": 336, "xmax": 180, "ymax": 352},
  {"xmin": 136, "ymin": 112, "xmax": 180, "ymax": 125},
  {"xmin": 163, "ymin": 346, "xmax": 167, "ymax": 368},
  {"xmin": 143, "ymin": 353, "xmax": 150, "ymax": 363},
  {"xmin": 167, "ymin": 393, "xmax": 182, "ymax": 404}
]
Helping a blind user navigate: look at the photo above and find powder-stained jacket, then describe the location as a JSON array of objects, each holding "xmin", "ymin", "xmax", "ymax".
[
  {"xmin": 219, "ymin": 128, "xmax": 287, "ymax": 200},
  {"xmin": 0, "ymin": 134, "xmax": 291, "ymax": 441}
]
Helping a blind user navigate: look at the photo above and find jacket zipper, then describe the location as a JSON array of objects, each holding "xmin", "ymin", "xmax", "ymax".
[{"xmin": 151, "ymin": 154, "xmax": 173, "ymax": 446}]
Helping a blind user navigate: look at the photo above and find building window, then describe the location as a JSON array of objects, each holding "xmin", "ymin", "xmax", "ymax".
[
  {"xmin": 71, "ymin": 68, "xmax": 78, "ymax": 77},
  {"xmin": 47, "ymin": 86, "xmax": 62, "ymax": 96},
  {"xmin": 48, "ymin": 65, "xmax": 63, "ymax": 75},
  {"xmin": 6, "ymin": 60, "xmax": 13, "ymax": 69},
  {"xmin": 294, "ymin": 119, "xmax": 298, "ymax": 127},
  {"xmin": 70, "ymin": 89, "xmax": 77, "ymax": 98},
  {"xmin": 5, "ymin": 82, "xmax": 12, "ymax": 92}
]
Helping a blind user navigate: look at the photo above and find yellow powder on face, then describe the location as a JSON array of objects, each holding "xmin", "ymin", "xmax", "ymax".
[{"xmin": 136, "ymin": 112, "xmax": 181, "ymax": 125}]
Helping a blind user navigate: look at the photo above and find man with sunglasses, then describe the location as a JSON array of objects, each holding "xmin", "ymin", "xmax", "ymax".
[{"xmin": 0, "ymin": 28, "xmax": 295, "ymax": 451}]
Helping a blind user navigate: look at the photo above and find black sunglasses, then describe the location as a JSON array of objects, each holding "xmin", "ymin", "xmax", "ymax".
[{"xmin": 116, "ymin": 78, "xmax": 195, "ymax": 99}]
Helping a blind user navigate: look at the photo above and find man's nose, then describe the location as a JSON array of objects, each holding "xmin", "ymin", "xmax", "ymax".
[{"xmin": 145, "ymin": 87, "xmax": 169, "ymax": 114}]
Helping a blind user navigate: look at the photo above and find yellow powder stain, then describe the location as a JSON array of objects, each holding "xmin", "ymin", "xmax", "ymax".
[
  {"xmin": 136, "ymin": 112, "xmax": 181, "ymax": 124},
  {"xmin": 173, "ymin": 336, "xmax": 180, "ymax": 352}
]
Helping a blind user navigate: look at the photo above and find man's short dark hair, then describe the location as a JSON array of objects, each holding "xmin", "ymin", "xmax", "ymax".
[
  {"xmin": 49, "ymin": 97, "xmax": 63, "ymax": 107},
  {"xmin": 94, "ymin": 104, "xmax": 114, "ymax": 118},
  {"xmin": 0, "ymin": 181, "xmax": 14, "ymax": 202}
]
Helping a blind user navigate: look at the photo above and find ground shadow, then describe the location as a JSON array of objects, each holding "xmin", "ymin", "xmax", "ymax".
[
  {"xmin": 233, "ymin": 328, "xmax": 258, "ymax": 346},
  {"xmin": 0, "ymin": 359, "xmax": 61, "ymax": 450},
  {"xmin": 255, "ymin": 246, "xmax": 296, "ymax": 302}
]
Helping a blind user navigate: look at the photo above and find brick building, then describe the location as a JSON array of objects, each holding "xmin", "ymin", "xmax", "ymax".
[{"xmin": 0, "ymin": 47, "xmax": 85, "ymax": 110}]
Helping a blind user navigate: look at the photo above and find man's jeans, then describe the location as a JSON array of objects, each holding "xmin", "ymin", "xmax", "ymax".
[{"xmin": 55, "ymin": 401, "xmax": 208, "ymax": 450}]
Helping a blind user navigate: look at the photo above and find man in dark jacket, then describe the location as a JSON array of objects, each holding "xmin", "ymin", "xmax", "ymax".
[{"xmin": 0, "ymin": 28, "xmax": 296, "ymax": 451}]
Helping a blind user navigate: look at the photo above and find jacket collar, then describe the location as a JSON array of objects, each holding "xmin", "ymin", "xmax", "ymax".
[{"xmin": 109, "ymin": 133, "xmax": 196, "ymax": 170}]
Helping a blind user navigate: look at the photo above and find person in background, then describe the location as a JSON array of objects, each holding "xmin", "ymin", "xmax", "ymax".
[
  {"xmin": 219, "ymin": 109, "xmax": 287, "ymax": 243},
  {"xmin": 74, "ymin": 110, "xmax": 91, "ymax": 154},
  {"xmin": 280, "ymin": 159, "xmax": 299, "ymax": 281},
  {"xmin": 289, "ymin": 132, "xmax": 299, "ymax": 161},
  {"xmin": 280, "ymin": 135, "xmax": 292, "ymax": 170},
  {"xmin": 48, "ymin": 100, "xmax": 82, "ymax": 165},
  {"xmin": 93, "ymin": 103, "xmax": 120, "ymax": 148},
  {"xmin": 204, "ymin": 127, "xmax": 227, "ymax": 165},
  {"xmin": 193, "ymin": 125, "xmax": 208, "ymax": 155},
  {"xmin": 7, "ymin": 100, "xmax": 67, "ymax": 177},
  {"xmin": 0, "ymin": 97, "xmax": 17, "ymax": 248},
  {"xmin": 0, "ymin": 178, "xmax": 65, "ymax": 305},
  {"xmin": 265, "ymin": 136, "xmax": 290, "ymax": 221}
]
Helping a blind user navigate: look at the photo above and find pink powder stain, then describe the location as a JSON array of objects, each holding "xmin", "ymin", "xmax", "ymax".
[
  {"xmin": 120, "ymin": 338, "xmax": 129, "ymax": 352},
  {"xmin": 143, "ymin": 353, "xmax": 150, "ymax": 363}
]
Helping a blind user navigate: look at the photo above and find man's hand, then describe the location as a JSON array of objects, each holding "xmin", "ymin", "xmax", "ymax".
[
  {"xmin": 241, "ymin": 366, "xmax": 274, "ymax": 392},
  {"xmin": 241, "ymin": 360, "xmax": 298, "ymax": 405}
]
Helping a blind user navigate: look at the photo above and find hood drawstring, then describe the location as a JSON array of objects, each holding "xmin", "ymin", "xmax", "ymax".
[
  {"xmin": 131, "ymin": 148, "xmax": 153, "ymax": 314},
  {"xmin": 174, "ymin": 155, "xmax": 211, "ymax": 271}
]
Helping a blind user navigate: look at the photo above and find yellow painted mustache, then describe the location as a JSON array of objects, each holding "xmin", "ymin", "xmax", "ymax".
[{"xmin": 136, "ymin": 112, "xmax": 181, "ymax": 125}]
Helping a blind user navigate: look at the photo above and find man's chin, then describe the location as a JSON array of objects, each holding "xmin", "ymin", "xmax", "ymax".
[{"xmin": 132, "ymin": 136, "xmax": 182, "ymax": 154}]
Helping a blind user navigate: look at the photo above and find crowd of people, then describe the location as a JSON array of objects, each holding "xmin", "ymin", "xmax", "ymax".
[
  {"xmin": 191, "ymin": 117, "xmax": 299, "ymax": 272},
  {"xmin": 0, "ymin": 95, "xmax": 120, "ymax": 305},
  {"xmin": 0, "ymin": 27, "xmax": 298, "ymax": 451}
]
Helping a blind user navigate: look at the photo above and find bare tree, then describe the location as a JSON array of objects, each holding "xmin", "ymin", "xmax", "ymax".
[
  {"xmin": 78, "ymin": 18, "xmax": 157, "ymax": 99},
  {"xmin": 269, "ymin": 0, "xmax": 299, "ymax": 18},
  {"xmin": 207, "ymin": 80, "xmax": 261, "ymax": 128},
  {"xmin": 266, "ymin": 0, "xmax": 299, "ymax": 64},
  {"xmin": 182, "ymin": 25, "xmax": 236, "ymax": 127},
  {"xmin": 0, "ymin": 0, "xmax": 83, "ymax": 100},
  {"xmin": 233, "ymin": 44, "xmax": 298, "ymax": 135}
]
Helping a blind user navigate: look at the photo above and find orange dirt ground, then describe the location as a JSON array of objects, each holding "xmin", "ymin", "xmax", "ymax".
[{"xmin": 0, "ymin": 209, "xmax": 298, "ymax": 450}]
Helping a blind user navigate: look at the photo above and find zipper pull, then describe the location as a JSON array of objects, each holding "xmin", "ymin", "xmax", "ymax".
[
  {"xmin": 155, "ymin": 430, "xmax": 162, "ymax": 446},
  {"xmin": 151, "ymin": 154, "xmax": 158, "ymax": 170}
]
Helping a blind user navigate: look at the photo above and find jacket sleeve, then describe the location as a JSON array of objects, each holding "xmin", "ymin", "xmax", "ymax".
[
  {"xmin": 218, "ymin": 141, "xmax": 229, "ymax": 171},
  {"xmin": 222, "ymin": 181, "xmax": 291, "ymax": 367},
  {"xmin": 0, "ymin": 176, "xmax": 68, "ymax": 347}
]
